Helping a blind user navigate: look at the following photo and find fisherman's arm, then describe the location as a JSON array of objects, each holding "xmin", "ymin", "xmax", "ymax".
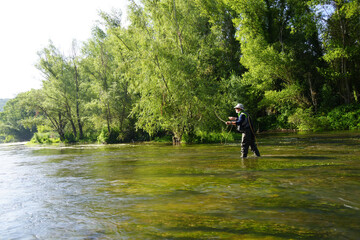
[
  {"xmin": 226, "ymin": 114, "xmax": 244, "ymax": 125},
  {"xmin": 226, "ymin": 116, "xmax": 236, "ymax": 125}
]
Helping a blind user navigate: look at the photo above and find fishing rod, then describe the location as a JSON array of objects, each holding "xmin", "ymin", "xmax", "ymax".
[
  {"xmin": 214, "ymin": 110, "xmax": 227, "ymax": 124},
  {"xmin": 214, "ymin": 110, "xmax": 233, "ymax": 144}
]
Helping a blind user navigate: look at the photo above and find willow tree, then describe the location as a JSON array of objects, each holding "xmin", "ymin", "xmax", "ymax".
[
  {"xmin": 122, "ymin": 0, "xmax": 225, "ymax": 143},
  {"xmin": 37, "ymin": 42, "xmax": 87, "ymax": 141},
  {"xmin": 81, "ymin": 10, "xmax": 136, "ymax": 142},
  {"xmin": 82, "ymin": 27, "xmax": 115, "ymax": 135}
]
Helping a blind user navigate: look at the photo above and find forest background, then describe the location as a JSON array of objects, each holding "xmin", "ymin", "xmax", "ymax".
[{"xmin": 1, "ymin": 0, "xmax": 360, "ymax": 144}]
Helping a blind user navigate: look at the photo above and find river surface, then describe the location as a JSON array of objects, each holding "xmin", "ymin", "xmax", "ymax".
[{"xmin": 0, "ymin": 131, "xmax": 359, "ymax": 239}]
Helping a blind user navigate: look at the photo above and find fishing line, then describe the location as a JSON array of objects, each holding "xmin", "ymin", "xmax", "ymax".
[{"xmin": 214, "ymin": 110, "xmax": 227, "ymax": 124}]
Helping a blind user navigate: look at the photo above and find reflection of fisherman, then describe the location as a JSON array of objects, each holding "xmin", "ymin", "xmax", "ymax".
[{"xmin": 226, "ymin": 103, "xmax": 260, "ymax": 158}]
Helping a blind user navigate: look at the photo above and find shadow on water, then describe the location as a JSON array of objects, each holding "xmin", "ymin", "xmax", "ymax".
[{"xmin": 0, "ymin": 131, "xmax": 359, "ymax": 239}]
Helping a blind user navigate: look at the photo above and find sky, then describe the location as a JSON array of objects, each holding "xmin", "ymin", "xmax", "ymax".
[{"xmin": 0, "ymin": 0, "xmax": 129, "ymax": 99}]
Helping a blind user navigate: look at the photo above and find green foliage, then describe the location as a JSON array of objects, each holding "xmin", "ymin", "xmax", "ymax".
[
  {"xmin": 182, "ymin": 128, "xmax": 242, "ymax": 144},
  {"xmin": 28, "ymin": 124, "xmax": 62, "ymax": 144},
  {"xmin": 288, "ymin": 104, "xmax": 360, "ymax": 131},
  {"xmin": 97, "ymin": 127, "xmax": 121, "ymax": 144},
  {"xmin": 4, "ymin": 135, "xmax": 15, "ymax": 143},
  {"xmin": 317, "ymin": 0, "xmax": 360, "ymax": 104},
  {"xmin": 124, "ymin": 0, "xmax": 235, "ymax": 143},
  {"xmin": 0, "ymin": 99, "xmax": 9, "ymax": 112},
  {"xmin": 0, "ymin": 134, "xmax": 5, "ymax": 143},
  {"xmin": 1, "ymin": 0, "xmax": 360, "ymax": 144},
  {"xmin": 288, "ymin": 108, "xmax": 318, "ymax": 131},
  {"xmin": 30, "ymin": 132, "xmax": 61, "ymax": 144},
  {"xmin": 325, "ymin": 104, "xmax": 360, "ymax": 130},
  {"xmin": 262, "ymin": 85, "xmax": 304, "ymax": 109},
  {"xmin": 37, "ymin": 125, "xmax": 53, "ymax": 133},
  {"xmin": 64, "ymin": 133, "xmax": 76, "ymax": 143},
  {"xmin": 36, "ymin": 42, "xmax": 88, "ymax": 141},
  {"xmin": 0, "ymin": 93, "xmax": 37, "ymax": 142},
  {"xmin": 153, "ymin": 134, "xmax": 173, "ymax": 143}
]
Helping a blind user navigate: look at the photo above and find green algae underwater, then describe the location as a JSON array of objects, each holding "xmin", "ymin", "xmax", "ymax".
[{"xmin": 0, "ymin": 131, "xmax": 359, "ymax": 239}]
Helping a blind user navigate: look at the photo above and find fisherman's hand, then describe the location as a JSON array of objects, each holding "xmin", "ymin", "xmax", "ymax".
[
  {"xmin": 226, "ymin": 121, "xmax": 231, "ymax": 125},
  {"xmin": 228, "ymin": 117, "xmax": 237, "ymax": 120}
]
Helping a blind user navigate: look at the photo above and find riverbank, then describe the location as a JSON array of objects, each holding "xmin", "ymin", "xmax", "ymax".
[{"xmin": 2, "ymin": 129, "xmax": 359, "ymax": 146}]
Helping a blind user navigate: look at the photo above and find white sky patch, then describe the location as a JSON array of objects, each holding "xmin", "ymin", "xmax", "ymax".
[{"xmin": 0, "ymin": 0, "xmax": 129, "ymax": 99}]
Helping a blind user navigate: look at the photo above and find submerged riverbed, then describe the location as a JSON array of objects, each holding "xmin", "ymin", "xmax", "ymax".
[{"xmin": 0, "ymin": 131, "xmax": 359, "ymax": 239}]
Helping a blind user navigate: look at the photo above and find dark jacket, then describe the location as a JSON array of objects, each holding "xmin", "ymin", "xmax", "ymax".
[{"xmin": 235, "ymin": 111, "xmax": 251, "ymax": 132}]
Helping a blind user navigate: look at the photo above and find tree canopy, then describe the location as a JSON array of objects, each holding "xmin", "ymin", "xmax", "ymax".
[{"xmin": 1, "ymin": 0, "xmax": 359, "ymax": 143}]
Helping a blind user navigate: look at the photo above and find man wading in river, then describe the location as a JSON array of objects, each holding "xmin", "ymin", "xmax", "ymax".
[{"xmin": 226, "ymin": 103, "xmax": 260, "ymax": 158}]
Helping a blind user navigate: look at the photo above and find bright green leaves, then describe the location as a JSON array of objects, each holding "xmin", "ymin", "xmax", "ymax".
[
  {"xmin": 315, "ymin": 0, "xmax": 360, "ymax": 104},
  {"xmin": 2, "ymin": 0, "xmax": 359, "ymax": 143},
  {"xmin": 35, "ymin": 41, "xmax": 89, "ymax": 141},
  {"xmin": 125, "ymin": 0, "xmax": 229, "ymax": 141},
  {"xmin": 0, "ymin": 92, "xmax": 37, "ymax": 142}
]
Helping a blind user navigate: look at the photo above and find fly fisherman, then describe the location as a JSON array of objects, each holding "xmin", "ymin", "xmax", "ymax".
[{"xmin": 226, "ymin": 103, "xmax": 260, "ymax": 158}]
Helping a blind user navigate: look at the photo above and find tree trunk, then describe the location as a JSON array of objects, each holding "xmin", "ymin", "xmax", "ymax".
[
  {"xmin": 65, "ymin": 103, "xmax": 77, "ymax": 138},
  {"xmin": 107, "ymin": 101, "xmax": 111, "ymax": 133},
  {"xmin": 342, "ymin": 57, "xmax": 351, "ymax": 104},
  {"xmin": 172, "ymin": 135, "xmax": 181, "ymax": 145},
  {"xmin": 120, "ymin": 81, "xmax": 129, "ymax": 132},
  {"xmin": 58, "ymin": 112, "xmax": 66, "ymax": 141},
  {"xmin": 77, "ymin": 108, "xmax": 83, "ymax": 139},
  {"xmin": 336, "ymin": 3, "xmax": 351, "ymax": 104},
  {"xmin": 173, "ymin": 0, "xmax": 184, "ymax": 54},
  {"xmin": 74, "ymin": 63, "xmax": 84, "ymax": 139},
  {"xmin": 307, "ymin": 73, "xmax": 317, "ymax": 113}
]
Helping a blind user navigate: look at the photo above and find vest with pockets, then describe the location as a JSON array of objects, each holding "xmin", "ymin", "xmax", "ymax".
[{"xmin": 237, "ymin": 111, "xmax": 250, "ymax": 132}]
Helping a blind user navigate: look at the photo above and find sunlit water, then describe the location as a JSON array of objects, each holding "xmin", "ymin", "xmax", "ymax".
[{"xmin": 0, "ymin": 132, "xmax": 359, "ymax": 239}]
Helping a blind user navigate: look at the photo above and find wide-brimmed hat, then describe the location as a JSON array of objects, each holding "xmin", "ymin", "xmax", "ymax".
[{"xmin": 234, "ymin": 103, "xmax": 244, "ymax": 109}]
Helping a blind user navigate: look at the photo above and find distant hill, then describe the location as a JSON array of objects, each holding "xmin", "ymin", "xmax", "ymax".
[{"xmin": 0, "ymin": 99, "xmax": 10, "ymax": 112}]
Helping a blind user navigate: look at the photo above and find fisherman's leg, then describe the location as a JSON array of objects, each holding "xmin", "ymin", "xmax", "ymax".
[
  {"xmin": 250, "ymin": 142, "xmax": 261, "ymax": 157},
  {"xmin": 241, "ymin": 131, "xmax": 250, "ymax": 158},
  {"xmin": 249, "ymin": 133, "xmax": 260, "ymax": 157},
  {"xmin": 241, "ymin": 142, "xmax": 249, "ymax": 158}
]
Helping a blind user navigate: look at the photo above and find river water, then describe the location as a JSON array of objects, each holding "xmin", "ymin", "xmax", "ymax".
[{"xmin": 0, "ymin": 131, "xmax": 359, "ymax": 239}]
